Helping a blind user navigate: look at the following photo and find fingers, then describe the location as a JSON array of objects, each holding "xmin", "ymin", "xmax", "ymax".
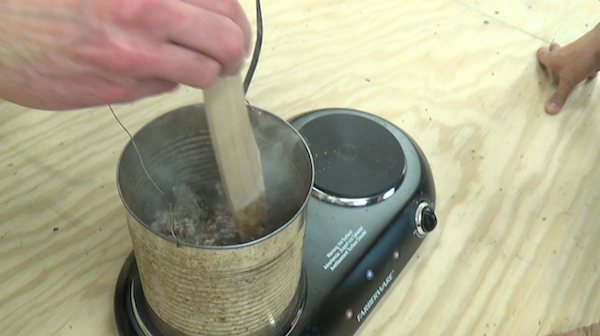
[
  {"xmin": 180, "ymin": 0, "xmax": 252, "ymax": 55},
  {"xmin": 76, "ymin": 35, "xmax": 223, "ymax": 89},
  {"xmin": 537, "ymin": 43, "xmax": 561, "ymax": 71},
  {"xmin": 86, "ymin": 77, "xmax": 178, "ymax": 106},
  {"xmin": 33, "ymin": 77, "xmax": 178, "ymax": 110},
  {"xmin": 545, "ymin": 77, "xmax": 576, "ymax": 114},
  {"xmin": 136, "ymin": 42, "xmax": 223, "ymax": 88},
  {"xmin": 117, "ymin": 79, "xmax": 178, "ymax": 103},
  {"xmin": 537, "ymin": 47, "xmax": 554, "ymax": 70},
  {"xmin": 159, "ymin": 0, "xmax": 250, "ymax": 76},
  {"xmin": 537, "ymin": 41, "xmax": 570, "ymax": 114},
  {"xmin": 537, "ymin": 47, "xmax": 549, "ymax": 67},
  {"xmin": 109, "ymin": 0, "xmax": 251, "ymax": 82}
]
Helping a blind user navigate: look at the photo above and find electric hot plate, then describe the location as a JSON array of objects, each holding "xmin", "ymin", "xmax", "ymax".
[{"xmin": 114, "ymin": 108, "xmax": 437, "ymax": 336}]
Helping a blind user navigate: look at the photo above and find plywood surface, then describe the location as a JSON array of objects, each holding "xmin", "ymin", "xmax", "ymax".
[{"xmin": 1, "ymin": 0, "xmax": 600, "ymax": 335}]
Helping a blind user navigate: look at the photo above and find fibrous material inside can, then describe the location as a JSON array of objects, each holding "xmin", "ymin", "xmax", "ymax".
[{"xmin": 150, "ymin": 182, "xmax": 239, "ymax": 246}]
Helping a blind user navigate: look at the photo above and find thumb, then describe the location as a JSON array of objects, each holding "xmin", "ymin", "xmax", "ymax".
[{"xmin": 545, "ymin": 78, "xmax": 575, "ymax": 114}]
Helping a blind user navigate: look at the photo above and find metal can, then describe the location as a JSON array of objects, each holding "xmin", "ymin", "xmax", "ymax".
[{"xmin": 116, "ymin": 104, "xmax": 314, "ymax": 336}]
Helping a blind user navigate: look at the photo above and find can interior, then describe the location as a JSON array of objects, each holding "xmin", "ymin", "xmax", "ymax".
[{"xmin": 116, "ymin": 104, "xmax": 314, "ymax": 246}]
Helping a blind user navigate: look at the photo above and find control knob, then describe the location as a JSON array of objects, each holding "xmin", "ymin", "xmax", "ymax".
[{"xmin": 415, "ymin": 202, "xmax": 437, "ymax": 237}]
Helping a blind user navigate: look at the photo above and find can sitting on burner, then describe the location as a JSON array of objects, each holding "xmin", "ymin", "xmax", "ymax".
[{"xmin": 116, "ymin": 104, "xmax": 314, "ymax": 336}]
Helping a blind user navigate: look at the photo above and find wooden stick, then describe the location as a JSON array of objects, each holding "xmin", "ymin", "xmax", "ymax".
[{"xmin": 203, "ymin": 74, "xmax": 268, "ymax": 242}]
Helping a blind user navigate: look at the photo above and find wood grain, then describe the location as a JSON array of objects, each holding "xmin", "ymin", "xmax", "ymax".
[
  {"xmin": 203, "ymin": 74, "xmax": 268, "ymax": 242},
  {"xmin": 1, "ymin": 0, "xmax": 600, "ymax": 335}
]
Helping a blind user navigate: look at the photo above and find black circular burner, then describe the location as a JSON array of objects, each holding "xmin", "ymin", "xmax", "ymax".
[{"xmin": 297, "ymin": 113, "xmax": 406, "ymax": 199}]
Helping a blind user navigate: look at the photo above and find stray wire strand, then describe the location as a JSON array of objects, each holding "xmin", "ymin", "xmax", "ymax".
[
  {"xmin": 243, "ymin": 0, "xmax": 263, "ymax": 94},
  {"xmin": 245, "ymin": 99, "xmax": 261, "ymax": 115},
  {"xmin": 108, "ymin": 104, "xmax": 178, "ymax": 242}
]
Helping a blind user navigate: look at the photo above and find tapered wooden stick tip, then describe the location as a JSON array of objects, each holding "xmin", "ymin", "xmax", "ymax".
[{"xmin": 203, "ymin": 74, "xmax": 269, "ymax": 243}]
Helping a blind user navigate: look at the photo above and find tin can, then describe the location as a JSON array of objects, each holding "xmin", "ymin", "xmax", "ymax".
[{"xmin": 116, "ymin": 104, "xmax": 314, "ymax": 336}]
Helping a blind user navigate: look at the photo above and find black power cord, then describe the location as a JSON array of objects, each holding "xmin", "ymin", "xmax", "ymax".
[{"xmin": 242, "ymin": 0, "xmax": 263, "ymax": 95}]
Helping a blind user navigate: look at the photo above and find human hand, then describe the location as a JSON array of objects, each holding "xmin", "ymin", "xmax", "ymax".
[
  {"xmin": 0, "ymin": 0, "xmax": 252, "ymax": 110},
  {"xmin": 536, "ymin": 24, "xmax": 600, "ymax": 114}
]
